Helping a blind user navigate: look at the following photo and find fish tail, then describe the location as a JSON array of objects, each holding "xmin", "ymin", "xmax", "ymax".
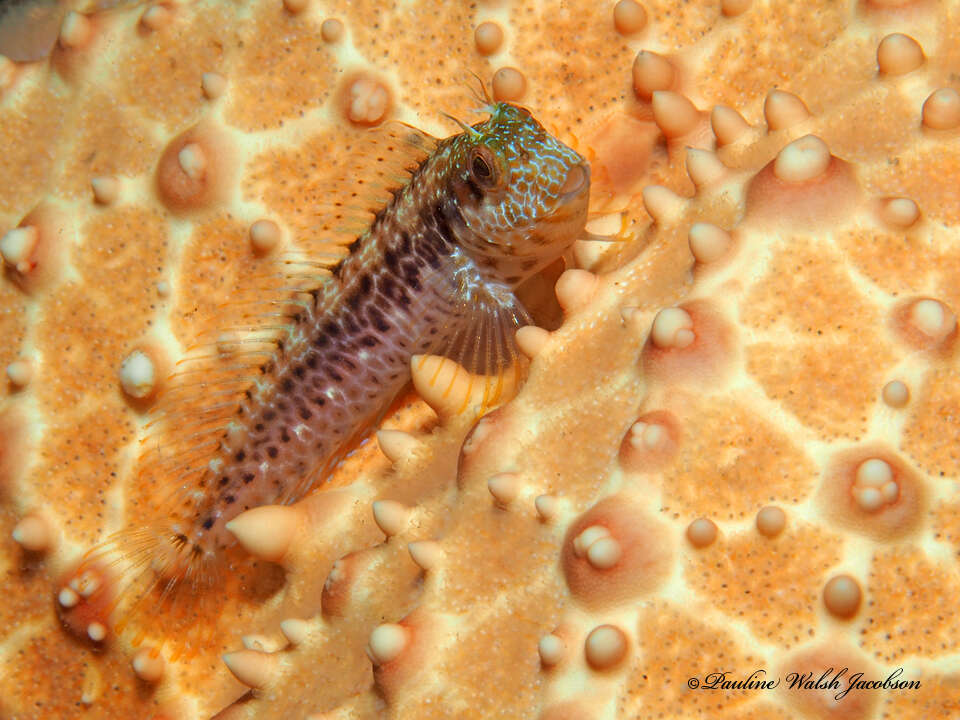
[{"xmin": 56, "ymin": 522, "xmax": 222, "ymax": 658}]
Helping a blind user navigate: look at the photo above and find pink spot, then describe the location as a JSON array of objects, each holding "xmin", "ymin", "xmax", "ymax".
[
  {"xmin": 155, "ymin": 124, "xmax": 231, "ymax": 213},
  {"xmin": 371, "ymin": 609, "xmax": 431, "ymax": 704},
  {"xmin": 619, "ymin": 410, "xmax": 680, "ymax": 473},
  {"xmin": 55, "ymin": 561, "xmax": 116, "ymax": 644},
  {"xmin": 1, "ymin": 205, "xmax": 64, "ymax": 293},
  {"xmin": 819, "ymin": 446, "xmax": 925, "ymax": 541},
  {"xmin": 743, "ymin": 150, "xmax": 860, "ymax": 230},
  {"xmin": 641, "ymin": 300, "xmax": 736, "ymax": 387},
  {"xmin": 561, "ymin": 495, "xmax": 673, "ymax": 610}
]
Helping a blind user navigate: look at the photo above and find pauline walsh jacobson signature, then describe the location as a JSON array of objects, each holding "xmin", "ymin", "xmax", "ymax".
[{"xmin": 687, "ymin": 667, "xmax": 919, "ymax": 701}]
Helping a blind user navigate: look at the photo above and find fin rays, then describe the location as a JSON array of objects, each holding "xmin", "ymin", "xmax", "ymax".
[{"xmin": 419, "ymin": 274, "xmax": 531, "ymax": 416}]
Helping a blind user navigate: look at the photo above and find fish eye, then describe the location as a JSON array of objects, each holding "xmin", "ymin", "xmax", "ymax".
[
  {"xmin": 470, "ymin": 148, "xmax": 498, "ymax": 187},
  {"xmin": 472, "ymin": 156, "xmax": 491, "ymax": 178}
]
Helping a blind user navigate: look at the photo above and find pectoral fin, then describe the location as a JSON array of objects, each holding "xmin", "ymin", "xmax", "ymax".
[{"xmin": 417, "ymin": 274, "xmax": 532, "ymax": 415}]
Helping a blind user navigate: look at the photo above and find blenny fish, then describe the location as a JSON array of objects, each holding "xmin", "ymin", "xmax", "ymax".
[{"xmin": 60, "ymin": 101, "xmax": 590, "ymax": 636}]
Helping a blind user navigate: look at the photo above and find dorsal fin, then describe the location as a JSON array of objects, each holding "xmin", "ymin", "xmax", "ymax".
[
  {"xmin": 251, "ymin": 122, "xmax": 441, "ymax": 305},
  {"xmin": 290, "ymin": 122, "xmax": 440, "ymax": 268},
  {"xmin": 383, "ymin": 121, "xmax": 441, "ymax": 162}
]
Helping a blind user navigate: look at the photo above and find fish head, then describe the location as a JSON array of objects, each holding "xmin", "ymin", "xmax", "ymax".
[{"xmin": 446, "ymin": 102, "xmax": 590, "ymax": 284}]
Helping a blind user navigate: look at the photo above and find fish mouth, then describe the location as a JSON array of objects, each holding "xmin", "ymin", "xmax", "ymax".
[{"xmin": 558, "ymin": 162, "xmax": 590, "ymax": 201}]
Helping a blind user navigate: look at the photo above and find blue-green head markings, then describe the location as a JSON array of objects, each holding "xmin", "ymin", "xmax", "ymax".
[{"xmin": 430, "ymin": 102, "xmax": 590, "ymax": 286}]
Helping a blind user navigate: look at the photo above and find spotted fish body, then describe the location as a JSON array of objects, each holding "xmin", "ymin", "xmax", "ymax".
[{"xmin": 128, "ymin": 104, "xmax": 589, "ymax": 596}]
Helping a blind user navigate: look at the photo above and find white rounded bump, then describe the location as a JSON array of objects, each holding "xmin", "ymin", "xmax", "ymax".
[
  {"xmin": 711, "ymin": 104, "xmax": 750, "ymax": 145},
  {"xmin": 201, "ymin": 72, "xmax": 227, "ymax": 99},
  {"xmin": 534, "ymin": 494, "xmax": 559, "ymax": 521},
  {"xmin": 6, "ymin": 359, "xmax": 32, "ymax": 388},
  {"xmin": 877, "ymin": 33, "xmax": 924, "ymax": 75},
  {"xmin": 132, "ymin": 648, "xmax": 165, "ymax": 683},
  {"xmin": 686, "ymin": 517, "xmax": 719, "ymax": 548},
  {"xmin": 538, "ymin": 634, "xmax": 565, "ymax": 666},
  {"xmin": 225, "ymin": 505, "xmax": 299, "ymax": 562},
  {"xmin": 347, "ymin": 77, "xmax": 390, "ymax": 124},
  {"xmin": 853, "ymin": 458, "xmax": 898, "ymax": 512},
  {"xmin": 685, "ymin": 148, "xmax": 725, "ymax": 187},
  {"xmin": 367, "ymin": 624, "xmax": 409, "ymax": 665},
  {"xmin": 652, "ymin": 91, "xmax": 700, "ymax": 138},
  {"xmin": 650, "ymin": 307, "xmax": 695, "ymax": 349},
  {"xmin": 585, "ymin": 536, "xmax": 623, "ymax": 569},
  {"xmin": 140, "ymin": 4, "xmax": 172, "ymax": 31},
  {"xmin": 280, "ymin": 618, "xmax": 311, "ymax": 645},
  {"xmin": 372, "ymin": 500, "xmax": 410, "ymax": 537},
  {"xmin": 249, "ymin": 219, "xmax": 281, "ymax": 255},
  {"xmin": 763, "ymin": 90, "xmax": 811, "ymax": 131},
  {"xmin": 59, "ymin": 11, "xmax": 92, "ymax": 49},
  {"xmin": 688, "ymin": 223, "xmax": 731, "ymax": 264},
  {"xmin": 613, "ymin": 0, "xmax": 648, "ymax": 34},
  {"xmin": 119, "ymin": 350, "xmax": 156, "ymax": 399},
  {"xmin": 222, "ymin": 650, "xmax": 275, "ymax": 689},
  {"xmin": 879, "ymin": 197, "xmax": 920, "ymax": 228},
  {"xmin": 408, "ymin": 540, "xmax": 443, "ymax": 571},
  {"xmin": 178, "ymin": 143, "xmax": 207, "ymax": 180},
  {"xmin": 642, "ymin": 185, "xmax": 686, "ymax": 225},
  {"xmin": 632, "ymin": 50, "xmax": 674, "ymax": 100},
  {"xmin": 921, "ymin": 88, "xmax": 960, "ymax": 130},
  {"xmin": 584, "ymin": 211, "xmax": 625, "ymax": 237},
  {"xmin": 12, "ymin": 515, "xmax": 50, "ymax": 551},
  {"xmin": 91, "ymin": 176, "xmax": 120, "ymax": 205},
  {"xmin": 0, "ymin": 226, "xmax": 39, "ymax": 274},
  {"xmin": 910, "ymin": 298, "xmax": 956, "ymax": 340},
  {"xmin": 584, "ymin": 625, "xmax": 628, "ymax": 670},
  {"xmin": 882, "ymin": 380, "xmax": 909, "ymax": 408},
  {"xmin": 376, "ymin": 429, "xmax": 421, "ymax": 464},
  {"xmin": 488, "ymin": 472, "xmax": 520, "ymax": 506},
  {"xmin": 629, "ymin": 420, "xmax": 668, "ymax": 451},
  {"xmin": 58, "ymin": 587, "xmax": 79, "ymax": 608},
  {"xmin": 573, "ymin": 524, "xmax": 611, "ymax": 558},
  {"xmin": 755, "ymin": 506, "xmax": 787, "ymax": 538},
  {"xmin": 554, "ymin": 269, "xmax": 598, "ymax": 312},
  {"xmin": 572, "ymin": 239, "xmax": 609, "ymax": 270},
  {"xmin": 515, "ymin": 325, "xmax": 550, "ymax": 359},
  {"xmin": 773, "ymin": 135, "xmax": 831, "ymax": 183}
]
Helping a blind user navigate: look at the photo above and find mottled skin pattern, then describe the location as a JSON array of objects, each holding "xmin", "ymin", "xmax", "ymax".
[{"xmin": 158, "ymin": 103, "xmax": 590, "ymax": 583}]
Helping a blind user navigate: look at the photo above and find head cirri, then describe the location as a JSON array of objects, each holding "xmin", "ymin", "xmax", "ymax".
[{"xmin": 437, "ymin": 102, "xmax": 590, "ymax": 282}]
